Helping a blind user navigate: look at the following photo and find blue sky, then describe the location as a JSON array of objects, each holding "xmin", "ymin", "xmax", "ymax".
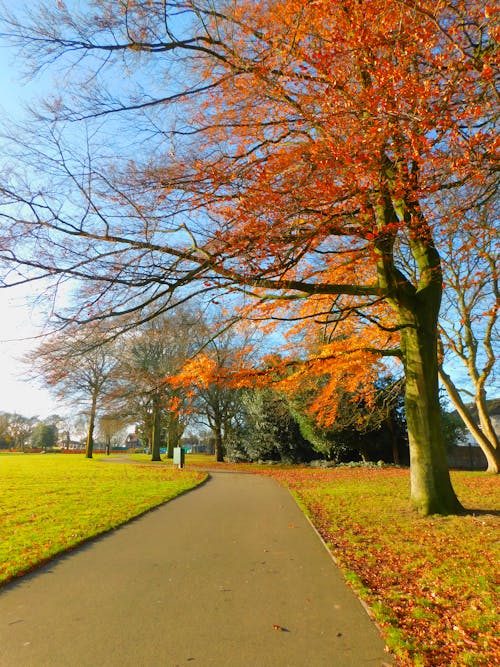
[
  {"xmin": 0, "ymin": 11, "xmax": 62, "ymax": 417},
  {"xmin": 0, "ymin": 2, "xmax": 495, "ymax": 420}
]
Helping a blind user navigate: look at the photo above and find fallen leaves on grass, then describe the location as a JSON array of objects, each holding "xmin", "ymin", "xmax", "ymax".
[
  {"xmin": 255, "ymin": 466, "xmax": 499, "ymax": 667},
  {"xmin": 272, "ymin": 624, "xmax": 288, "ymax": 632}
]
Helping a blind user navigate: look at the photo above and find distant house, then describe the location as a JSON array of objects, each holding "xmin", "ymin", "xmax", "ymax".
[
  {"xmin": 59, "ymin": 432, "xmax": 85, "ymax": 450},
  {"xmin": 65, "ymin": 441, "xmax": 85, "ymax": 450},
  {"xmin": 124, "ymin": 433, "xmax": 141, "ymax": 450}
]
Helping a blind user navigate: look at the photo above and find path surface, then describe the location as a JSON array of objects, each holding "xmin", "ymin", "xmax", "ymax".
[{"xmin": 1, "ymin": 471, "xmax": 392, "ymax": 666}]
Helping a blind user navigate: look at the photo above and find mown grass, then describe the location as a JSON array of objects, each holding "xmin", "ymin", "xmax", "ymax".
[{"xmin": 0, "ymin": 453, "xmax": 207, "ymax": 586}]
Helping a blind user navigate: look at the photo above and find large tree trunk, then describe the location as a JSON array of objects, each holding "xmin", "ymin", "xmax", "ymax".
[
  {"xmin": 386, "ymin": 416, "xmax": 400, "ymax": 465},
  {"xmin": 401, "ymin": 315, "xmax": 463, "ymax": 515},
  {"xmin": 475, "ymin": 386, "xmax": 499, "ymax": 473},
  {"xmin": 151, "ymin": 397, "xmax": 162, "ymax": 462},
  {"xmin": 214, "ymin": 433, "xmax": 224, "ymax": 462},
  {"xmin": 375, "ymin": 197, "xmax": 462, "ymax": 515},
  {"xmin": 214, "ymin": 425, "xmax": 224, "ymax": 462},
  {"xmin": 166, "ymin": 414, "xmax": 184, "ymax": 459},
  {"xmin": 85, "ymin": 391, "xmax": 98, "ymax": 459}
]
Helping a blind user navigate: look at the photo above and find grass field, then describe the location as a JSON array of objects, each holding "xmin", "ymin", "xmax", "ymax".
[{"xmin": 0, "ymin": 453, "xmax": 207, "ymax": 586}]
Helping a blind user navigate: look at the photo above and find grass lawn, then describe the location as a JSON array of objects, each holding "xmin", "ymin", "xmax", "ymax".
[
  {"xmin": 0, "ymin": 453, "xmax": 207, "ymax": 586},
  {"xmin": 184, "ymin": 455, "xmax": 499, "ymax": 667}
]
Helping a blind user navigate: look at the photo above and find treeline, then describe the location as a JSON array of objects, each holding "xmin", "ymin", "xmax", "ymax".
[
  {"xmin": 0, "ymin": 413, "xmax": 60, "ymax": 451},
  {"xmin": 23, "ymin": 308, "xmax": 467, "ymax": 465}
]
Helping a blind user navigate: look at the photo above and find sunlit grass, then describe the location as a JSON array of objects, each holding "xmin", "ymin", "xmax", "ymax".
[{"xmin": 0, "ymin": 453, "xmax": 207, "ymax": 586}]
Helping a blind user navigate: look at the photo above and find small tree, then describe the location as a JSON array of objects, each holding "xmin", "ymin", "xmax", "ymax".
[
  {"xmin": 27, "ymin": 325, "xmax": 118, "ymax": 458},
  {"xmin": 98, "ymin": 414, "xmax": 128, "ymax": 455},
  {"xmin": 187, "ymin": 326, "xmax": 255, "ymax": 462},
  {"xmin": 31, "ymin": 422, "xmax": 58, "ymax": 450}
]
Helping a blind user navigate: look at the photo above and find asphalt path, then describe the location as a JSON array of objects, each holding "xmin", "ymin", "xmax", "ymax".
[{"xmin": 1, "ymin": 470, "xmax": 392, "ymax": 666}]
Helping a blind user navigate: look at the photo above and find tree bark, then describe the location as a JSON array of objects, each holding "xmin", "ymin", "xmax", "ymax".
[
  {"xmin": 151, "ymin": 396, "xmax": 162, "ymax": 462},
  {"xmin": 439, "ymin": 367, "xmax": 500, "ymax": 473},
  {"xmin": 85, "ymin": 390, "xmax": 98, "ymax": 459},
  {"xmin": 375, "ymin": 197, "xmax": 462, "ymax": 515},
  {"xmin": 214, "ymin": 426, "xmax": 224, "ymax": 462},
  {"xmin": 386, "ymin": 417, "xmax": 400, "ymax": 465},
  {"xmin": 401, "ymin": 314, "xmax": 463, "ymax": 514},
  {"xmin": 165, "ymin": 414, "xmax": 179, "ymax": 459}
]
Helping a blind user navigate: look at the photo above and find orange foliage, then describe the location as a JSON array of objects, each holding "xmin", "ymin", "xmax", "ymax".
[
  {"xmin": 170, "ymin": 353, "xmax": 219, "ymax": 390},
  {"xmin": 21, "ymin": 0, "xmax": 494, "ymax": 483},
  {"xmin": 152, "ymin": 0, "xmax": 496, "ymax": 431}
]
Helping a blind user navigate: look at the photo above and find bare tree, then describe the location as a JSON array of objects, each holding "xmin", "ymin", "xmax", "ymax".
[
  {"xmin": 26, "ymin": 325, "xmax": 118, "ymax": 458},
  {"xmin": 112, "ymin": 310, "xmax": 199, "ymax": 461},
  {"xmin": 438, "ymin": 197, "xmax": 499, "ymax": 472},
  {"xmin": 98, "ymin": 413, "xmax": 129, "ymax": 455}
]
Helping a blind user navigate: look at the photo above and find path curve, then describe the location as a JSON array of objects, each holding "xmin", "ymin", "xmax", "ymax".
[{"xmin": 0, "ymin": 471, "xmax": 392, "ymax": 666}]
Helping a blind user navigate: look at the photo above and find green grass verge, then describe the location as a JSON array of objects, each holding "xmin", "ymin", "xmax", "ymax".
[{"xmin": 0, "ymin": 453, "xmax": 207, "ymax": 586}]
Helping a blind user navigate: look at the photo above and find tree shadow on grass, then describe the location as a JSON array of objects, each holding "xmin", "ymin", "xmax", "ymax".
[{"xmin": 463, "ymin": 508, "xmax": 500, "ymax": 518}]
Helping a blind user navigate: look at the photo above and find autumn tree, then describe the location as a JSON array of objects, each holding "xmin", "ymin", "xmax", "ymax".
[
  {"xmin": 112, "ymin": 311, "xmax": 198, "ymax": 461},
  {"xmin": 1, "ymin": 1, "xmax": 498, "ymax": 513},
  {"xmin": 179, "ymin": 320, "xmax": 258, "ymax": 462},
  {"xmin": 27, "ymin": 326, "xmax": 118, "ymax": 458},
  {"xmin": 194, "ymin": 377, "xmax": 242, "ymax": 462},
  {"xmin": 287, "ymin": 375, "xmax": 408, "ymax": 464}
]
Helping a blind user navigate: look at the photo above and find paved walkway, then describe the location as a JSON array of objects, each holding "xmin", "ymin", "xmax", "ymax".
[{"xmin": 0, "ymin": 471, "xmax": 392, "ymax": 666}]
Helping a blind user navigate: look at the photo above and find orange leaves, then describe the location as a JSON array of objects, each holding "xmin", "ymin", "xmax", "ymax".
[{"xmin": 167, "ymin": 354, "xmax": 218, "ymax": 390}]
